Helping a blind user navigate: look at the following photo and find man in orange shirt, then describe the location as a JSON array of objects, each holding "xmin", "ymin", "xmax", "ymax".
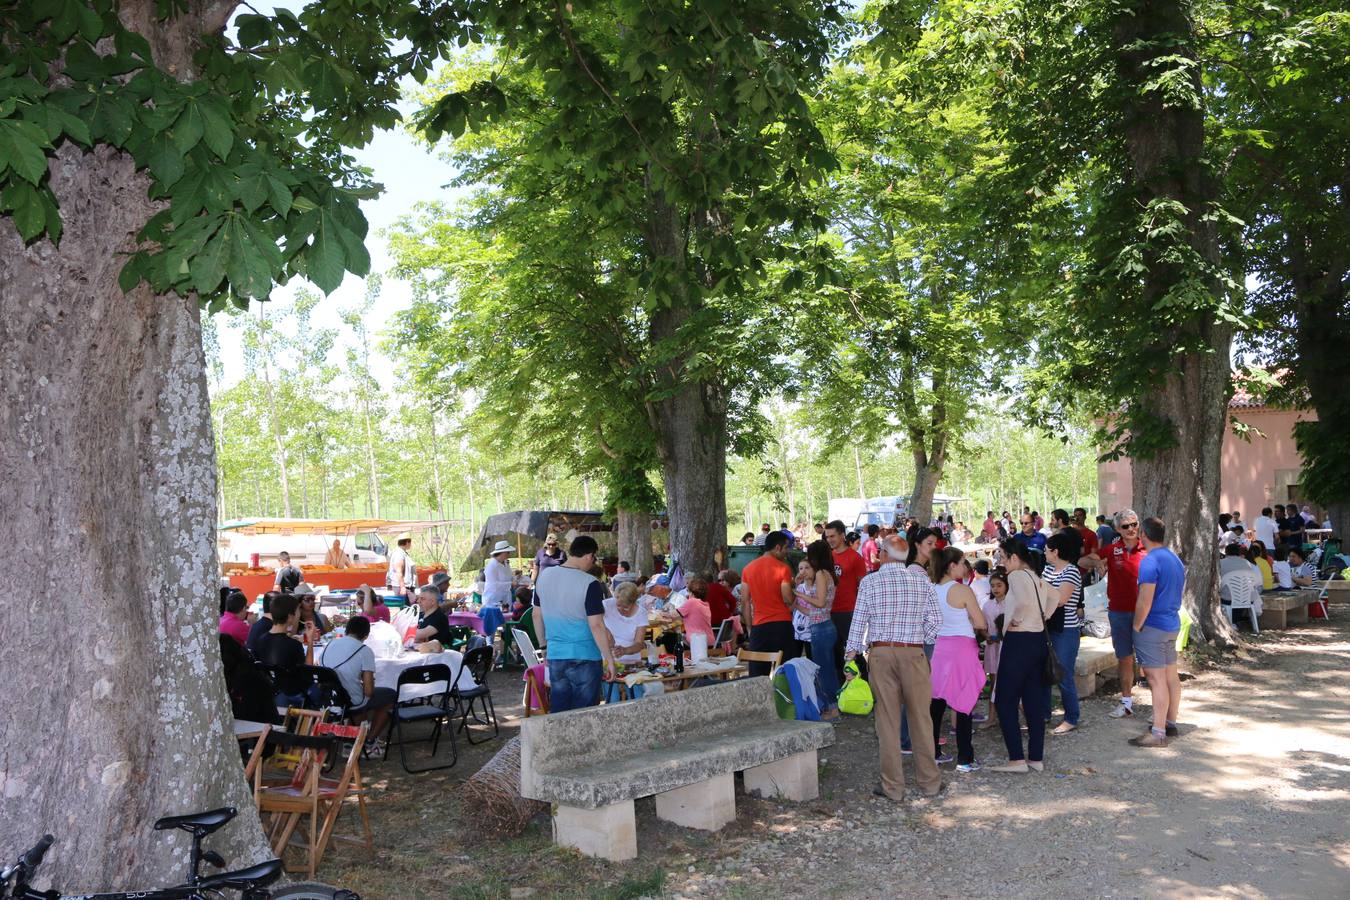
[{"xmin": 741, "ymin": 531, "xmax": 797, "ymax": 676}]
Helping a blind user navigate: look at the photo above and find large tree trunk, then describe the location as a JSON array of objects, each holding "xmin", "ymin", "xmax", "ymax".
[
  {"xmin": 644, "ymin": 194, "xmax": 730, "ymax": 575},
  {"xmin": 1290, "ymin": 244, "xmax": 1350, "ymax": 541},
  {"xmin": 615, "ymin": 507, "xmax": 654, "ymax": 578},
  {"xmin": 1115, "ymin": 0, "xmax": 1236, "ymax": 646},
  {"xmin": 0, "ymin": 142, "xmax": 270, "ymax": 887}
]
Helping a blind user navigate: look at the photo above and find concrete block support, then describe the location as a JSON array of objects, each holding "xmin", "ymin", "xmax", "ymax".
[
  {"xmin": 655, "ymin": 772, "xmax": 736, "ymax": 831},
  {"xmin": 553, "ymin": 800, "xmax": 637, "ymax": 861},
  {"xmin": 743, "ymin": 749, "xmax": 818, "ymax": 802}
]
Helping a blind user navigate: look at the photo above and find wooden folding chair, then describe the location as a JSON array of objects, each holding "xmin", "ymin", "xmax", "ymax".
[
  {"xmin": 523, "ymin": 664, "xmax": 550, "ymax": 716},
  {"xmin": 268, "ymin": 707, "xmax": 327, "ymax": 775},
  {"xmin": 255, "ymin": 721, "xmax": 370, "ymax": 878},
  {"xmin": 737, "ymin": 649, "xmax": 784, "ymax": 675}
]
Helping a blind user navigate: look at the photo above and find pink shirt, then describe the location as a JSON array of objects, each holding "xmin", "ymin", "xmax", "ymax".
[
  {"xmin": 677, "ymin": 596, "xmax": 715, "ymax": 643},
  {"xmin": 218, "ymin": 612, "xmax": 250, "ymax": 646},
  {"xmin": 364, "ymin": 602, "xmax": 391, "ymax": 624}
]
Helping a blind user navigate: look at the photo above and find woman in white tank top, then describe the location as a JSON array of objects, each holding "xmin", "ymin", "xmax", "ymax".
[{"xmin": 928, "ymin": 548, "xmax": 988, "ymax": 771}]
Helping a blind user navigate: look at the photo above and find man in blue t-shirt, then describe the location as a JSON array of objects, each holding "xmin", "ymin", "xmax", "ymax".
[
  {"xmin": 1011, "ymin": 514, "xmax": 1047, "ymax": 552},
  {"xmin": 1129, "ymin": 516, "xmax": 1186, "ymax": 748},
  {"xmin": 533, "ymin": 535, "xmax": 616, "ymax": 712}
]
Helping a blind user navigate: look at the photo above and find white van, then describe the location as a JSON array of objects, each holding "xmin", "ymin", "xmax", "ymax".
[{"xmin": 217, "ymin": 530, "xmax": 389, "ymax": 568}]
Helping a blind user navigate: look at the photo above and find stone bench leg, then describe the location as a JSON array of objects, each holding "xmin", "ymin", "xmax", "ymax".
[
  {"xmin": 656, "ymin": 772, "xmax": 736, "ymax": 831},
  {"xmin": 1075, "ymin": 669, "xmax": 1097, "ymax": 699},
  {"xmin": 553, "ymin": 800, "xmax": 636, "ymax": 861},
  {"xmin": 1258, "ymin": 607, "xmax": 1288, "ymax": 630},
  {"xmin": 743, "ymin": 750, "xmax": 818, "ymax": 802}
]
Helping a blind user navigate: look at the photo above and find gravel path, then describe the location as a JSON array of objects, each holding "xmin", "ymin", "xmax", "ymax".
[{"xmin": 664, "ymin": 613, "xmax": 1350, "ymax": 899}]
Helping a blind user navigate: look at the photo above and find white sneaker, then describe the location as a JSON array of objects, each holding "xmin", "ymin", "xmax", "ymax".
[{"xmin": 1109, "ymin": 702, "xmax": 1134, "ymax": 719}]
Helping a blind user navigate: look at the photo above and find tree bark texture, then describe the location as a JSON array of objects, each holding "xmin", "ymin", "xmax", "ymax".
[
  {"xmin": 1114, "ymin": 0, "xmax": 1236, "ymax": 645},
  {"xmin": 0, "ymin": 151, "xmax": 269, "ymax": 892},
  {"xmin": 615, "ymin": 507, "xmax": 655, "ymax": 579},
  {"xmin": 643, "ymin": 193, "xmax": 730, "ymax": 575},
  {"xmin": 1291, "ymin": 242, "xmax": 1350, "ymax": 542}
]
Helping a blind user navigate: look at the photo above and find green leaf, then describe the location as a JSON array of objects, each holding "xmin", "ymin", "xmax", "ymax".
[
  {"xmin": 304, "ymin": 211, "xmax": 347, "ymax": 293},
  {"xmin": 198, "ymin": 99, "xmax": 234, "ymax": 160},
  {"xmin": 264, "ymin": 173, "xmax": 293, "ymax": 217},
  {"xmin": 190, "ymin": 220, "xmax": 231, "ymax": 295},
  {"xmin": 228, "ymin": 217, "xmax": 281, "ymax": 298},
  {"xmin": 0, "ymin": 120, "xmax": 51, "ymax": 184},
  {"xmin": 146, "ymin": 133, "xmax": 186, "ymax": 188},
  {"xmin": 172, "ymin": 103, "xmax": 205, "ymax": 154},
  {"xmin": 3, "ymin": 181, "xmax": 47, "ymax": 241},
  {"xmin": 76, "ymin": 1, "xmax": 103, "ymax": 41},
  {"xmin": 86, "ymin": 92, "xmax": 134, "ymax": 145}
]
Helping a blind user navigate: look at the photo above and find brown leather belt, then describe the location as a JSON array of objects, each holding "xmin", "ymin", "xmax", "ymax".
[{"xmin": 870, "ymin": 641, "xmax": 923, "ymax": 648}]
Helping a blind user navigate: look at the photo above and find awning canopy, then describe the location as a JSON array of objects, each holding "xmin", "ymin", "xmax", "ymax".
[{"xmin": 218, "ymin": 518, "xmax": 463, "ymax": 536}]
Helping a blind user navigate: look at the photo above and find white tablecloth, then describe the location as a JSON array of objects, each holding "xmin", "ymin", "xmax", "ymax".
[{"xmin": 374, "ymin": 650, "xmax": 477, "ymax": 701}]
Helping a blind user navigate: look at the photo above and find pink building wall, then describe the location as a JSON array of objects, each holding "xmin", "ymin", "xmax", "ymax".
[{"xmin": 1097, "ymin": 407, "xmax": 1318, "ymax": 520}]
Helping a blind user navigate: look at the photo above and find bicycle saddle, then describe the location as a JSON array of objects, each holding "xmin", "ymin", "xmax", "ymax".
[
  {"xmin": 153, "ymin": 807, "xmax": 237, "ymax": 835},
  {"xmin": 197, "ymin": 858, "xmax": 283, "ymax": 890}
]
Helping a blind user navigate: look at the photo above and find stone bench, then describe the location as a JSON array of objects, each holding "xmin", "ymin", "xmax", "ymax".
[
  {"xmin": 519, "ymin": 676, "xmax": 834, "ymax": 861},
  {"xmin": 1257, "ymin": 590, "xmax": 1311, "ymax": 629},
  {"xmin": 1074, "ymin": 634, "xmax": 1120, "ymax": 699}
]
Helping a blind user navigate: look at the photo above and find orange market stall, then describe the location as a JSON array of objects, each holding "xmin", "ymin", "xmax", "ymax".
[{"xmin": 219, "ymin": 517, "xmax": 461, "ymax": 598}]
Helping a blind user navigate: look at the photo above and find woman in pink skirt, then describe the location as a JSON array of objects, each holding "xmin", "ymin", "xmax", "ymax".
[{"xmin": 929, "ymin": 547, "xmax": 989, "ymax": 772}]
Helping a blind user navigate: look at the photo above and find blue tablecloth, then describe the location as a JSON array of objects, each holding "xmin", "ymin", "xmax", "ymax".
[{"xmin": 479, "ymin": 605, "xmax": 505, "ymax": 636}]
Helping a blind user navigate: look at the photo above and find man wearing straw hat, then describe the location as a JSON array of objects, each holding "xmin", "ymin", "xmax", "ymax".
[
  {"xmin": 483, "ymin": 540, "xmax": 516, "ymax": 611},
  {"xmin": 387, "ymin": 533, "xmax": 416, "ymax": 599}
]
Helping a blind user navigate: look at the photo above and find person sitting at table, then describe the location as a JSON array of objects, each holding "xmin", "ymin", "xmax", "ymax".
[
  {"xmin": 511, "ymin": 586, "xmax": 532, "ymax": 620},
  {"xmin": 323, "ymin": 539, "xmax": 351, "ymax": 569},
  {"xmin": 1289, "ymin": 547, "xmax": 1318, "ymax": 587},
  {"xmin": 295, "ymin": 585, "xmax": 333, "ymax": 636},
  {"xmin": 413, "ymin": 585, "xmax": 453, "ymax": 648},
  {"xmin": 1247, "ymin": 542, "xmax": 1275, "ymax": 591},
  {"xmin": 604, "ymin": 583, "xmax": 648, "ymax": 664},
  {"xmin": 667, "ymin": 577, "xmax": 716, "ymax": 646},
  {"xmin": 356, "ymin": 585, "xmax": 391, "ymax": 623},
  {"xmin": 219, "ymin": 634, "xmax": 280, "ymax": 726},
  {"xmin": 256, "ymin": 594, "xmax": 310, "ymax": 706},
  {"xmin": 245, "ymin": 591, "xmax": 280, "ymax": 656},
  {"xmin": 320, "ymin": 615, "xmax": 396, "ymax": 755},
  {"xmin": 704, "ymin": 571, "xmax": 738, "ymax": 627},
  {"xmin": 218, "ymin": 591, "xmax": 252, "ymax": 647},
  {"xmin": 1271, "ymin": 546, "xmax": 1295, "ymax": 589}
]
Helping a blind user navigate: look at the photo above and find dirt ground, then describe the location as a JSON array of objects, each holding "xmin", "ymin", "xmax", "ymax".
[{"xmin": 317, "ymin": 608, "xmax": 1350, "ymax": 899}]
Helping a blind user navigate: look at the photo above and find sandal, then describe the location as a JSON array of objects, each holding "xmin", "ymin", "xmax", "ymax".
[{"xmin": 1052, "ymin": 721, "xmax": 1077, "ymax": 735}]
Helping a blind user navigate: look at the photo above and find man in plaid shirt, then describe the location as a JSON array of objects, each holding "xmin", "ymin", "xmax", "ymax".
[{"xmin": 846, "ymin": 534, "xmax": 943, "ymax": 801}]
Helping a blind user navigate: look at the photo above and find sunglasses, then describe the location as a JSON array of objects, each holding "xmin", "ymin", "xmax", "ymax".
[
  {"xmin": 1119, "ymin": 522, "xmax": 1139, "ymax": 530},
  {"xmin": 1020, "ymin": 521, "xmax": 1032, "ymax": 526}
]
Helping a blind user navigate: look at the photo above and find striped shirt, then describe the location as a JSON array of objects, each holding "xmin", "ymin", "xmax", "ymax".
[
  {"xmin": 845, "ymin": 563, "xmax": 942, "ymax": 654},
  {"xmin": 1044, "ymin": 563, "xmax": 1083, "ymax": 629}
]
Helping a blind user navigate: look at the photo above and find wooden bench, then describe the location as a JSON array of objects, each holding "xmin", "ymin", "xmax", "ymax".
[
  {"xmin": 519, "ymin": 676, "xmax": 833, "ymax": 861},
  {"xmin": 1257, "ymin": 590, "xmax": 1311, "ymax": 629},
  {"xmin": 1074, "ymin": 634, "xmax": 1121, "ymax": 699}
]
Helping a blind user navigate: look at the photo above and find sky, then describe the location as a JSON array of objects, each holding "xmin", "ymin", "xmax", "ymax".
[{"xmin": 215, "ymin": 4, "xmax": 462, "ymax": 391}]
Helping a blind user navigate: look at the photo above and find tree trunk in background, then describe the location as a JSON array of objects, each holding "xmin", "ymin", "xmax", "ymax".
[
  {"xmin": 853, "ymin": 445, "xmax": 867, "ymax": 501},
  {"xmin": 1290, "ymin": 243, "xmax": 1350, "ymax": 544},
  {"xmin": 616, "ymin": 507, "xmax": 654, "ymax": 578},
  {"xmin": 0, "ymin": 141, "xmax": 270, "ymax": 885},
  {"xmin": 908, "ymin": 424, "xmax": 947, "ymax": 527},
  {"xmin": 644, "ymin": 194, "xmax": 729, "ymax": 575},
  {"xmin": 1115, "ymin": 0, "xmax": 1235, "ymax": 646}
]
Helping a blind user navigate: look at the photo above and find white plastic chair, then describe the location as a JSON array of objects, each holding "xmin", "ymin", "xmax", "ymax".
[
  {"xmin": 512, "ymin": 627, "xmax": 542, "ymax": 669},
  {"xmin": 1221, "ymin": 570, "xmax": 1261, "ymax": 632}
]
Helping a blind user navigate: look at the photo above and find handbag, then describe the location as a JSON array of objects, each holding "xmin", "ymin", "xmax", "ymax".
[{"xmin": 1029, "ymin": 574, "xmax": 1067, "ymax": 686}]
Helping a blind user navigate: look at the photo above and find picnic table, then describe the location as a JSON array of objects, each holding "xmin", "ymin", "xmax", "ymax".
[
  {"xmin": 609, "ymin": 656, "xmax": 748, "ymax": 700},
  {"xmin": 445, "ymin": 611, "xmax": 485, "ymax": 635}
]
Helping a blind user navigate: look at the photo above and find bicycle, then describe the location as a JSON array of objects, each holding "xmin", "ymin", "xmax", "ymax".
[{"xmin": 0, "ymin": 806, "xmax": 357, "ymax": 899}]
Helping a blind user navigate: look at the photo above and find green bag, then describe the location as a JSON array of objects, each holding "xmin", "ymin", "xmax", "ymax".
[
  {"xmin": 837, "ymin": 659, "xmax": 874, "ymax": 716},
  {"xmin": 771, "ymin": 671, "xmax": 796, "ymax": 720}
]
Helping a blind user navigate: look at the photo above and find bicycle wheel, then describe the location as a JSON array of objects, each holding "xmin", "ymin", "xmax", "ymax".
[{"xmin": 269, "ymin": 883, "xmax": 359, "ymax": 899}]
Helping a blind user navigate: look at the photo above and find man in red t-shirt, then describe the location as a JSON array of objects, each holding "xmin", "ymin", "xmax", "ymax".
[
  {"xmin": 1072, "ymin": 507, "xmax": 1100, "ymax": 560},
  {"xmin": 825, "ymin": 519, "xmax": 867, "ymax": 685},
  {"xmin": 1083, "ymin": 509, "xmax": 1148, "ymax": 719},
  {"xmin": 741, "ymin": 531, "xmax": 797, "ymax": 676}
]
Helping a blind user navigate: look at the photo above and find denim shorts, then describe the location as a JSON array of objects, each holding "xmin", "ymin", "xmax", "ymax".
[
  {"xmin": 1108, "ymin": 611, "xmax": 1136, "ymax": 660},
  {"xmin": 1134, "ymin": 626, "xmax": 1179, "ymax": 669}
]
